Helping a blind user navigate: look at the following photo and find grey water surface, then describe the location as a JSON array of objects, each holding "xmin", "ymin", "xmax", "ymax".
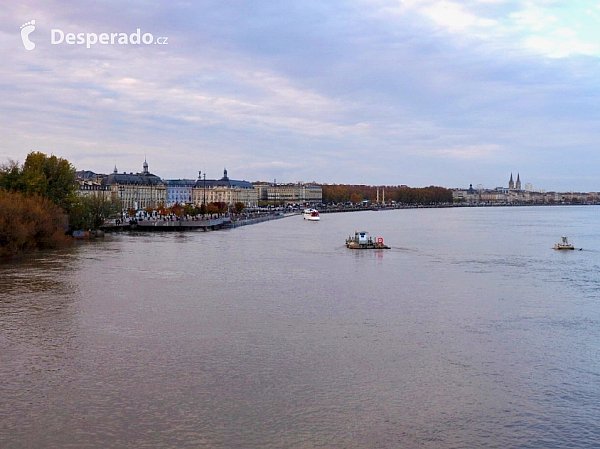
[{"xmin": 2, "ymin": 206, "xmax": 600, "ymax": 448}]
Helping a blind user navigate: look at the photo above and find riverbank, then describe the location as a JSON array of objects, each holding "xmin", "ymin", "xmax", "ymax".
[
  {"xmin": 318, "ymin": 201, "xmax": 600, "ymax": 214},
  {"xmin": 100, "ymin": 211, "xmax": 293, "ymax": 232}
]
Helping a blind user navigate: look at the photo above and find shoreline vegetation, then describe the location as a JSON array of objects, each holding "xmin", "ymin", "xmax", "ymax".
[
  {"xmin": 0, "ymin": 152, "xmax": 78, "ymax": 259},
  {"xmin": 0, "ymin": 190, "xmax": 71, "ymax": 258}
]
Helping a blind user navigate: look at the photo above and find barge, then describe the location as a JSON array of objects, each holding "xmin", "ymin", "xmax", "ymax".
[{"xmin": 346, "ymin": 231, "xmax": 390, "ymax": 249}]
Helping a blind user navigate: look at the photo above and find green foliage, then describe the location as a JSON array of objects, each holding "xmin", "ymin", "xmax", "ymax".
[
  {"xmin": 0, "ymin": 152, "xmax": 77, "ymax": 211},
  {"xmin": 0, "ymin": 160, "xmax": 23, "ymax": 191},
  {"xmin": 0, "ymin": 190, "xmax": 71, "ymax": 258},
  {"xmin": 69, "ymin": 194, "xmax": 121, "ymax": 230},
  {"xmin": 183, "ymin": 204, "xmax": 196, "ymax": 216},
  {"xmin": 234, "ymin": 202, "xmax": 245, "ymax": 213}
]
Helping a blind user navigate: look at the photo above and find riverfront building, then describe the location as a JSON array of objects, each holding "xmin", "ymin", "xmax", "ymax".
[
  {"xmin": 101, "ymin": 160, "xmax": 167, "ymax": 210},
  {"xmin": 452, "ymin": 173, "xmax": 600, "ymax": 204},
  {"xmin": 75, "ymin": 170, "xmax": 111, "ymax": 198},
  {"xmin": 165, "ymin": 179, "xmax": 196, "ymax": 206},
  {"xmin": 193, "ymin": 169, "xmax": 258, "ymax": 208},
  {"xmin": 78, "ymin": 161, "xmax": 320, "ymax": 210},
  {"xmin": 254, "ymin": 182, "xmax": 323, "ymax": 204}
]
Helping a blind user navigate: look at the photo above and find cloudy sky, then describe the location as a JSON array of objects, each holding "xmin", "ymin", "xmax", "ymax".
[{"xmin": 2, "ymin": 1, "xmax": 600, "ymax": 191}]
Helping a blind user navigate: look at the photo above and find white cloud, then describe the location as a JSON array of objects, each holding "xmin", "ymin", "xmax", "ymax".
[{"xmin": 422, "ymin": 1, "xmax": 497, "ymax": 32}]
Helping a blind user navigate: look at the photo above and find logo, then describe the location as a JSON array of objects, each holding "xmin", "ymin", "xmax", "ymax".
[
  {"xmin": 20, "ymin": 20, "xmax": 36, "ymax": 50},
  {"xmin": 51, "ymin": 28, "xmax": 168, "ymax": 48},
  {"xmin": 18, "ymin": 20, "xmax": 168, "ymax": 51}
]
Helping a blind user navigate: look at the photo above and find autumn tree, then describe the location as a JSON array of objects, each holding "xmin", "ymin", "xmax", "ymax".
[
  {"xmin": 320, "ymin": 183, "xmax": 452, "ymax": 205},
  {"xmin": 170, "ymin": 203, "xmax": 183, "ymax": 217},
  {"xmin": 0, "ymin": 190, "xmax": 71, "ymax": 258}
]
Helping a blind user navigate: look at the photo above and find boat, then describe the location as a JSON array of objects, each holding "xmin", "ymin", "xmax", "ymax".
[
  {"xmin": 72, "ymin": 230, "xmax": 90, "ymax": 239},
  {"xmin": 303, "ymin": 208, "xmax": 320, "ymax": 221},
  {"xmin": 554, "ymin": 236, "xmax": 575, "ymax": 250},
  {"xmin": 345, "ymin": 231, "xmax": 390, "ymax": 249},
  {"xmin": 72, "ymin": 230, "xmax": 105, "ymax": 239}
]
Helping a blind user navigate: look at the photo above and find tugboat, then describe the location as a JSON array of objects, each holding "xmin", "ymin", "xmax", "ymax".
[
  {"xmin": 554, "ymin": 236, "xmax": 575, "ymax": 250},
  {"xmin": 345, "ymin": 231, "xmax": 390, "ymax": 249}
]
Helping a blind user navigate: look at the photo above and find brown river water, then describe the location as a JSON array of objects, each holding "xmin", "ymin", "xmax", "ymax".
[{"xmin": 2, "ymin": 206, "xmax": 600, "ymax": 448}]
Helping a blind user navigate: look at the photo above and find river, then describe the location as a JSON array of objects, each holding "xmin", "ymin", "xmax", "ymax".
[{"xmin": 2, "ymin": 206, "xmax": 600, "ymax": 448}]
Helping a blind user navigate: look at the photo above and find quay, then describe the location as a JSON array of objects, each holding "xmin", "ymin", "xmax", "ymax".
[{"xmin": 100, "ymin": 212, "xmax": 290, "ymax": 232}]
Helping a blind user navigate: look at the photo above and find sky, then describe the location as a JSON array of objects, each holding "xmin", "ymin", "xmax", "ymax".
[{"xmin": 2, "ymin": 0, "xmax": 600, "ymax": 191}]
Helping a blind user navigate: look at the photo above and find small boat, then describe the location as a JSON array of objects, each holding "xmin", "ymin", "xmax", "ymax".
[
  {"xmin": 303, "ymin": 208, "xmax": 320, "ymax": 221},
  {"xmin": 554, "ymin": 236, "xmax": 575, "ymax": 250},
  {"xmin": 72, "ymin": 230, "xmax": 90, "ymax": 239},
  {"xmin": 72, "ymin": 230, "xmax": 105, "ymax": 239},
  {"xmin": 346, "ymin": 231, "xmax": 390, "ymax": 249}
]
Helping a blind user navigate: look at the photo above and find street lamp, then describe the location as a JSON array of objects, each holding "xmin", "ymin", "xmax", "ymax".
[
  {"xmin": 203, "ymin": 172, "xmax": 206, "ymax": 206},
  {"xmin": 119, "ymin": 184, "xmax": 125, "ymax": 220}
]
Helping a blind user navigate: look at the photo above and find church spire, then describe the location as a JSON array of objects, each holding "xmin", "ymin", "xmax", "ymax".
[
  {"xmin": 509, "ymin": 173, "xmax": 514, "ymax": 190},
  {"xmin": 516, "ymin": 173, "xmax": 521, "ymax": 190}
]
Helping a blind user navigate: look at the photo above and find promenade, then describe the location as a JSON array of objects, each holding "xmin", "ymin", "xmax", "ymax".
[{"xmin": 100, "ymin": 212, "xmax": 292, "ymax": 232}]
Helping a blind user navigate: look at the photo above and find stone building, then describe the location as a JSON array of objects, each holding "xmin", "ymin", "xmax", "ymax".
[
  {"xmin": 509, "ymin": 173, "xmax": 522, "ymax": 191},
  {"xmin": 75, "ymin": 170, "xmax": 111, "ymax": 198},
  {"xmin": 255, "ymin": 182, "xmax": 323, "ymax": 204},
  {"xmin": 192, "ymin": 169, "xmax": 258, "ymax": 208},
  {"xmin": 102, "ymin": 160, "xmax": 166, "ymax": 210},
  {"xmin": 164, "ymin": 178, "xmax": 196, "ymax": 206}
]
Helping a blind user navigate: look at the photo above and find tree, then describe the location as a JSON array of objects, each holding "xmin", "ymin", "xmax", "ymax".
[
  {"xmin": 206, "ymin": 203, "xmax": 219, "ymax": 215},
  {"xmin": 0, "ymin": 190, "xmax": 70, "ymax": 258},
  {"xmin": 0, "ymin": 159, "xmax": 24, "ymax": 192},
  {"xmin": 170, "ymin": 203, "xmax": 183, "ymax": 217},
  {"xmin": 21, "ymin": 152, "xmax": 77, "ymax": 211},
  {"xmin": 234, "ymin": 202, "xmax": 245, "ymax": 213},
  {"xmin": 69, "ymin": 195, "xmax": 121, "ymax": 230},
  {"xmin": 349, "ymin": 193, "xmax": 362, "ymax": 203},
  {"xmin": 183, "ymin": 204, "xmax": 195, "ymax": 216},
  {"xmin": 156, "ymin": 203, "xmax": 168, "ymax": 217},
  {"xmin": 0, "ymin": 152, "xmax": 77, "ymax": 211}
]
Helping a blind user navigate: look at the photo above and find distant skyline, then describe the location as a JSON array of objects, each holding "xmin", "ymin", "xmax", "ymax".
[{"xmin": 3, "ymin": 1, "xmax": 600, "ymax": 192}]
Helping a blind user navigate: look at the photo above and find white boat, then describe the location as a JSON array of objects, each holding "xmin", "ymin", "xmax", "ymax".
[
  {"xmin": 554, "ymin": 236, "xmax": 575, "ymax": 250},
  {"xmin": 303, "ymin": 208, "xmax": 320, "ymax": 221}
]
